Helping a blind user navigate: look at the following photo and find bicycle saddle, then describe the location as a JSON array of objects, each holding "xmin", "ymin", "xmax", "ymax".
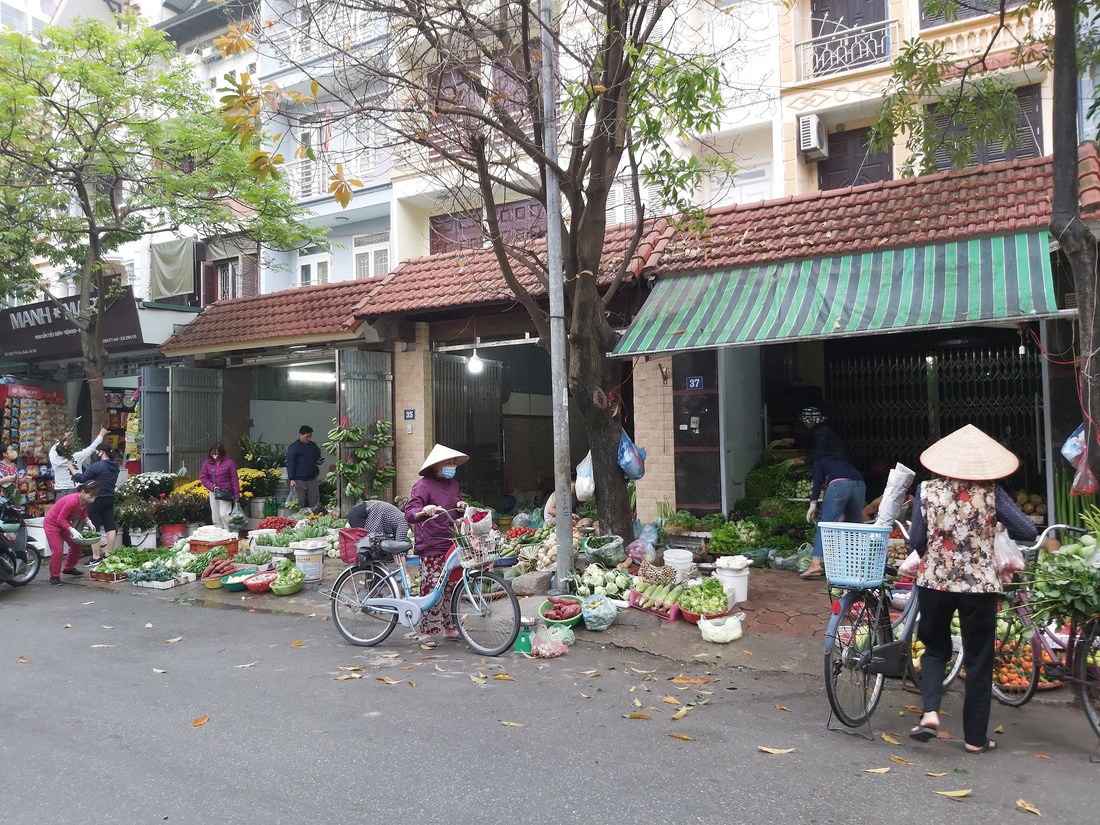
[{"xmin": 381, "ymin": 539, "xmax": 412, "ymax": 555}]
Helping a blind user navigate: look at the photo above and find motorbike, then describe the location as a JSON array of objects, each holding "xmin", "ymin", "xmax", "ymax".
[{"xmin": 0, "ymin": 498, "xmax": 42, "ymax": 586}]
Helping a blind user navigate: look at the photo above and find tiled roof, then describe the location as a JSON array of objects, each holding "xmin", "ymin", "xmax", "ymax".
[
  {"xmin": 159, "ymin": 280, "xmax": 376, "ymax": 355},
  {"xmin": 650, "ymin": 144, "xmax": 1100, "ymax": 277},
  {"xmin": 354, "ymin": 221, "xmax": 667, "ymax": 318}
]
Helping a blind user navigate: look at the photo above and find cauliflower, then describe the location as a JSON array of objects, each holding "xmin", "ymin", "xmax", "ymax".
[{"xmin": 594, "ymin": 586, "xmax": 606, "ymax": 596}]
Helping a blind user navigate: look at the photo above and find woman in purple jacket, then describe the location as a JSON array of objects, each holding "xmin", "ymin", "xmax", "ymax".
[
  {"xmin": 200, "ymin": 442, "xmax": 239, "ymax": 531},
  {"xmin": 404, "ymin": 444, "xmax": 469, "ymax": 648}
]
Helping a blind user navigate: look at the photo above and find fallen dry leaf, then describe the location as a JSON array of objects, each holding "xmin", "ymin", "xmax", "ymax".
[
  {"xmin": 307, "ymin": 613, "xmax": 317, "ymax": 618},
  {"xmin": 500, "ymin": 721, "xmax": 524, "ymax": 727},
  {"xmin": 633, "ymin": 698, "xmax": 642, "ymax": 708},
  {"xmin": 1035, "ymin": 754, "xmax": 1050, "ymax": 759},
  {"xmin": 662, "ymin": 696, "xmax": 682, "ymax": 705},
  {"xmin": 934, "ymin": 789, "xmax": 971, "ymax": 799},
  {"xmin": 889, "ymin": 755, "xmax": 915, "ymax": 766},
  {"xmin": 81, "ymin": 601, "xmax": 94, "ymax": 605},
  {"xmin": 692, "ymin": 653, "xmax": 708, "ymax": 659},
  {"xmin": 291, "ymin": 640, "xmax": 304, "ymax": 647},
  {"xmin": 63, "ymin": 624, "xmax": 71, "ymax": 629},
  {"xmin": 667, "ymin": 733, "xmax": 692, "ymax": 741},
  {"xmin": 882, "ymin": 733, "xmax": 900, "ymax": 745},
  {"xmin": 624, "ymin": 713, "xmax": 652, "ymax": 720},
  {"xmin": 322, "ymin": 616, "xmax": 329, "ymax": 621},
  {"xmin": 408, "ymin": 681, "xmax": 416, "ymax": 687},
  {"xmin": 435, "ymin": 664, "xmax": 445, "ymax": 672},
  {"xmin": 419, "ymin": 644, "xmax": 434, "ymax": 650},
  {"xmin": 16, "ymin": 656, "xmax": 27, "ymax": 663},
  {"xmin": 775, "ymin": 705, "xmax": 791, "ymax": 712},
  {"xmin": 380, "ymin": 653, "xmax": 399, "ymax": 659},
  {"xmin": 671, "ymin": 706, "xmax": 690, "ymax": 720},
  {"xmin": 376, "ymin": 676, "xmax": 403, "ymax": 685},
  {"xmin": 644, "ymin": 676, "xmax": 658, "ymax": 682},
  {"xmin": 90, "ymin": 644, "xmax": 120, "ymax": 649},
  {"xmin": 629, "ymin": 685, "xmax": 637, "ymax": 693},
  {"xmin": 926, "ymin": 772, "xmax": 948, "ymax": 777},
  {"xmin": 470, "ymin": 675, "xmax": 486, "ymax": 684},
  {"xmin": 1016, "ymin": 799, "xmax": 1041, "ymax": 817},
  {"xmin": 153, "ymin": 668, "xmax": 167, "ymax": 674},
  {"xmin": 400, "ymin": 665, "xmax": 415, "ymax": 670},
  {"xmin": 863, "ymin": 768, "xmax": 891, "ymax": 773},
  {"xmin": 338, "ymin": 665, "xmax": 364, "ymax": 672},
  {"xmin": 903, "ymin": 704, "xmax": 922, "ymax": 712},
  {"xmin": 165, "ymin": 636, "xmax": 182, "ymax": 644},
  {"xmin": 494, "ymin": 674, "xmax": 515, "ymax": 681},
  {"xmin": 630, "ymin": 667, "xmax": 655, "ymax": 674},
  {"xmin": 742, "ymin": 650, "xmax": 753, "ymax": 655},
  {"xmin": 422, "ymin": 656, "xmax": 436, "ymax": 661},
  {"xmin": 102, "ymin": 625, "xmax": 113, "ymax": 629},
  {"xmin": 625, "ymin": 661, "xmax": 641, "ymax": 665},
  {"xmin": 192, "ymin": 716, "xmax": 209, "ymax": 727},
  {"xmin": 145, "ymin": 623, "xmax": 153, "ymax": 629},
  {"xmin": 936, "ymin": 731, "xmax": 951, "ymax": 739},
  {"xmin": 758, "ymin": 746, "xmax": 796, "ymax": 754},
  {"xmin": 336, "ymin": 673, "xmax": 362, "ymax": 681},
  {"xmin": 994, "ymin": 725, "xmax": 1004, "ymax": 734},
  {"xmin": 235, "ymin": 662, "xmax": 257, "ymax": 669},
  {"xmin": 580, "ymin": 693, "xmax": 590, "ymax": 699},
  {"xmin": 645, "ymin": 706, "xmax": 663, "ymax": 712},
  {"xmin": 671, "ymin": 676, "xmax": 711, "ymax": 685}
]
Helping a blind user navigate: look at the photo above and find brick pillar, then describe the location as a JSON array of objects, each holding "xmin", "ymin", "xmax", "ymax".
[
  {"xmin": 394, "ymin": 322, "xmax": 435, "ymax": 500},
  {"xmin": 632, "ymin": 357, "xmax": 675, "ymax": 523}
]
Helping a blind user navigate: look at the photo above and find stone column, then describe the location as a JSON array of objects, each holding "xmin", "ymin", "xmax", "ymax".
[{"xmin": 393, "ymin": 322, "xmax": 435, "ymax": 501}]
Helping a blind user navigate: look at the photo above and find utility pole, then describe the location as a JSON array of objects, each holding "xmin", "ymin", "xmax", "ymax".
[{"xmin": 540, "ymin": 0, "xmax": 572, "ymax": 594}]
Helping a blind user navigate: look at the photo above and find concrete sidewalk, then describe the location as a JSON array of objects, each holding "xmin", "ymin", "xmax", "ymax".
[{"xmin": 60, "ymin": 558, "xmax": 835, "ymax": 676}]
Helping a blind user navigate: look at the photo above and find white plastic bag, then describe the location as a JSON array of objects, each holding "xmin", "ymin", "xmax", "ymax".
[
  {"xmin": 698, "ymin": 612, "xmax": 746, "ymax": 644},
  {"xmin": 576, "ymin": 451, "xmax": 595, "ymax": 502},
  {"xmin": 897, "ymin": 550, "xmax": 921, "ymax": 578},
  {"xmin": 993, "ymin": 524, "xmax": 1025, "ymax": 582}
]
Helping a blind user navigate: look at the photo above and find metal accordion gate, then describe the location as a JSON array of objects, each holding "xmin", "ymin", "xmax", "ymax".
[{"xmin": 827, "ymin": 342, "xmax": 1044, "ymax": 488}]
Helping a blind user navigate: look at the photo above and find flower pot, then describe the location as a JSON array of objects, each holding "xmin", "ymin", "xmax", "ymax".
[{"xmin": 159, "ymin": 524, "xmax": 186, "ymax": 546}]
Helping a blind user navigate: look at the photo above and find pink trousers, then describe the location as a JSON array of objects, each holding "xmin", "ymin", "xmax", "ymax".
[{"xmin": 45, "ymin": 525, "xmax": 82, "ymax": 577}]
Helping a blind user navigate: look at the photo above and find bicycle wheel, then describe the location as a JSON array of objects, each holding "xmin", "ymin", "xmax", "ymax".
[
  {"xmin": 330, "ymin": 564, "xmax": 399, "ymax": 647},
  {"xmin": 450, "ymin": 570, "xmax": 520, "ymax": 656},
  {"xmin": 1074, "ymin": 621, "xmax": 1100, "ymax": 739},
  {"xmin": 991, "ymin": 603, "xmax": 1040, "ymax": 707},
  {"xmin": 907, "ymin": 611, "xmax": 963, "ymax": 690},
  {"xmin": 824, "ymin": 591, "xmax": 890, "ymax": 727}
]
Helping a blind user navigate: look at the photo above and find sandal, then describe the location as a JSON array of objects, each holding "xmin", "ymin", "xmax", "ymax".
[
  {"xmin": 800, "ymin": 569, "xmax": 825, "ymax": 579},
  {"xmin": 443, "ymin": 633, "xmax": 462, "ymax": 642},
  {"xmin": 909, "ymin": 725, "xmax": 938, "ymax": 742},
  {"xmin": 418, "ymin": 639, "xmax": 438, "ymax": 649},
  {"xmin": 965, "ymin": 740, "xmax": 997, "ymax": 754}
]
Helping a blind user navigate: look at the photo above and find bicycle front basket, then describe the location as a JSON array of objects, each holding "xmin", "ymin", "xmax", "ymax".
[
  {"xmin": 456, "ymin": 534, "xmax": 501, "ymax": 569},
  {"xmin": 819, "ymin": 522, "xmax": 890, "ymax": 588}
]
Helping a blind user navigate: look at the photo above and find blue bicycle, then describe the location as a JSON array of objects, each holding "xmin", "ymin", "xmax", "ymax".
[{"xmin": 328, "ymin": 513, "xmax": 520, "ymax": 656}]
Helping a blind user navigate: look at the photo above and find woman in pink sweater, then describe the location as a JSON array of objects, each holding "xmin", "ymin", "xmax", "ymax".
[{"xmin": 44, "ymin": 480, "xmax": 100, "ymax": 585}]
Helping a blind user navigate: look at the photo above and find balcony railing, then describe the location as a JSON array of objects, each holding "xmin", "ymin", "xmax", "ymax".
[{"xmin": 795, "ymin": 19, "xmax": 900, "ymax": 81}]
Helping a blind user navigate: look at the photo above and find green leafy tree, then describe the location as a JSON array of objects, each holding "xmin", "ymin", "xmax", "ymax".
[
  {"xmin": 0, "ymin": 13, "xmax": 322, "ymax": 427},
  {"xmin": 218, "ymin": 0, "xmax": 734, "ymax": 537},
  {"xmin": 872, "ymin": 0, "xmax": 1099, "ymax": 471}
]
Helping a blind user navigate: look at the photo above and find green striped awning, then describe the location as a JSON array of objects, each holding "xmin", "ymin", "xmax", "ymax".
[{"xmin": 613, "ymin": 233, "xmax": 1061, "ymax": 357}]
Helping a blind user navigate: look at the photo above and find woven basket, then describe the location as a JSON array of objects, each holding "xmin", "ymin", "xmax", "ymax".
[{"xmin": 640, "ymin": 560, "xmax": 677, "ymax": 584}]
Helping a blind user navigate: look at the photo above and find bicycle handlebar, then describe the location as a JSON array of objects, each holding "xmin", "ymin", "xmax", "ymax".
[{"xmin": 1020, "ymin": 523, "xmax": 1085, "ymax": 552}]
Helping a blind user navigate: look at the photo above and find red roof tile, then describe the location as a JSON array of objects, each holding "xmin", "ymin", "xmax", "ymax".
[
  {"xmin": 354, "ymin": 221, "xmax": 666, "ymax": 318},
  {"xmin": 159, "ymin": 280, "xmax": 375, "ymax": 354},
  {"xmin": 651, "ymin": 148, "xmax": 1100, "ymax": 277}
]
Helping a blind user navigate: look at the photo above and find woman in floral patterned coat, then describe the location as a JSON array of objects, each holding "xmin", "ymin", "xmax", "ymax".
[{"xmin": 906, "ymin": 425, "xmax": 1036, "ymax": 753}]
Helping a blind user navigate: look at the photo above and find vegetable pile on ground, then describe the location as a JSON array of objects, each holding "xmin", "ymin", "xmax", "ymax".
[
  {"xmin": 541, "ymin": 596, "xmax": 581, "ymax": 622},
  {"xmin": 201, "ymin": 557, "xmax": 236, "ymax": 580},
  {"xmin": 255, "ymin": 516, "xmax": 296, "ymax": 532},
  {"xmin": 233, "ymin": 548, "xmax": 272, "ymax": 567},
  {"xmin": 569, "ymin": 564, "xmax": 635, "ymax": 599},
  {"xmin": 677, "ymin": 577, "xmax": 728, "ymax": 615},
  {"xmin": 631, "ymin": 581, "xmax": 685, "ymax": 617},
  {"xmin": 273, "ymin": 558, "xmax": 306, "ymax": 587}
]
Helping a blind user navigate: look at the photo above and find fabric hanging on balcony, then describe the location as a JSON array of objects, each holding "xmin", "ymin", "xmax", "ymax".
[
  {"xmin": 149, "ymin": 238, "xmax": 195, "ymax": 300},
  {"xmin": 612, "ymin": 232, "xmax": 1060, "ymax": 357}
]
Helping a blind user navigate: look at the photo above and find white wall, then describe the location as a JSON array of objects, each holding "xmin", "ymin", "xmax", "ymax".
[{"xmin": 250, "ymin": 400, "xmax": 338, "ymax": 469}]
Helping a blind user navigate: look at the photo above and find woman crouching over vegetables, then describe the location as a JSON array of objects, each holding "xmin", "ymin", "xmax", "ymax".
[
  {"xmin": 404, "ymin": 444, "xmax": 469, "ymax": 649},
  {"xmin": 44, "ymin": 480, "xmax": 101, "ymax": 585}
]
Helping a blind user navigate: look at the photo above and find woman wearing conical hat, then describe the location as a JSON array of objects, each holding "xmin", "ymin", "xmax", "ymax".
[
  {"xmin": 404, "ymin": 444, "xmax": 470, "ymax": 648},
  {"xmin": 906, "ymin": 425, "xmax": 1037, "ymax": 753}
]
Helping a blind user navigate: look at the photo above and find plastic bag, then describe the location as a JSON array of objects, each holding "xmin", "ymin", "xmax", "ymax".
[
  {"xmin": 546, "ymin": 624, "xmax": 575, "ymax": 646},
  {"xmin": 576, "ymin": 451, "xmax": 595, "ymax": 502},
  {"xmin": 617, "ymin": 428, "xmax": 647, "ymax": 481},
  {"xmin": 1072, "ymin": 454, "xmax": 1098, "ymax": 495},
  {"xmin": 698, "ymin": 612, "xmax": 746, "ymax": 644},
  {"xmin": 638, "ymin": 522, "xmax": 658, "ymax": 545},
  {"xmin": 461, "ymin": 506, "xmax": 493, "ymax": 536},
  {"xmin": 530, "ymin": 624, "xmax": 568, "ymax": 658},
  {"xmin": 739, "ymin": 547, "xmax": 770, "ymax": 568},
  {"xmin": 625, "ymin": 539, "xmax": 657, "ymax": 564},
  {"xmin": 284, "ymin": 490, "xmax": 298, "ymax": 509},
  {"xmin": 512, "ymin": 510, "xmax": 530, "ymax": 529},
  {"xmin": 581, "ymin": 594, "xmax": 618, "ymax": 631},
  {"xmin": 898, "ymin": 550, "xmax": 921, "ymax": 578},
  {"xmin": 527, "ymin": 509, "xmax": 544, "ymax": 529},
  {"xmin": 769, "ymin": 547, "xmax": 800, "ymax": 571},
  {"xmin": 993, "ymin": 524, "xmax": 1025, "ymax": 583},
  {"xmin": 227, "ymin": 502, "xmax": 248, "ymax": 531},
  {"xmin": 1062, "ymin": 423, "xmax": 1086, "ymax": 463},
  {"xmin": 795, "ymin": 543, "xmax": 814, "ymax": 574},
  {"xmin": 585, "ymin": 535, "xmax": 626, "ymax": 567}
]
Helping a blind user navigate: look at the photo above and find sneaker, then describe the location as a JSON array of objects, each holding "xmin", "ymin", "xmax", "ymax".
[
  {"xmin": 49, "ymin": 576, "xmax": 63, "ymax": 585},
  {"xmin": 62, "ymin": 568, "xmax": 84, "ymax": 577}
]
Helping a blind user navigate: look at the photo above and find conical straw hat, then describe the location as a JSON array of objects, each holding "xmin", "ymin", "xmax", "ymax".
[
  {"xmin": 919, "ymin": 424, "xmax": 1019, "ymax": 481},
  {"xmin": 419, "ymin": 443, "xmax": 470, "ymax": 476}
]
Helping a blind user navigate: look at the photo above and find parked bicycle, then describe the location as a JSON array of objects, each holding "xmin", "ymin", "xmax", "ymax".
[
  {"xmin": 822, "ymin": 522, "xmax": 962, "ymax": 730},
  {"xmin": 989, "ymin": 524, "xmax": 1100, "ymax": 746},
  {"xmin": 328, "ymin": 510, "xmax": 521, "ymax": 656}
]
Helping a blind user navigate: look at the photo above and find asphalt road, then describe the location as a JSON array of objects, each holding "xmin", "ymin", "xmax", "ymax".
[{"xmin": 2, "ymin": 579, "xmax": 1097, "ymax": 825}]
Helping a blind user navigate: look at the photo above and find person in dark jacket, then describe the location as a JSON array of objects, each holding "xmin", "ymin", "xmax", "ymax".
[
  {"xmin": 781, "ymin": 406, "xmax": 849, "ymax": 467},
  {"xmin": 71, "ymin": 444, "xmax": 120, "ymax": 564},
  {"xmin": 800, "ymin": 456, "xmax": 866, "ymax": 579},
  {"xmin": 286, "ymin": 425, "xmax": 323, "ymax": 510},
  {"xmin": 347, "ymin": 499, "xmax": 409, "ymax": 539}
]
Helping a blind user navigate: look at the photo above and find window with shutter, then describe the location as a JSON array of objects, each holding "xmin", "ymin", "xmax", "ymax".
[
  {"xmin": 495, "ymin": 198, "xmax": 547, "ymax": 243},
  {"xmin": 817, "ymin": 126, "xmax": 892, "ymax": 191},
  {"xmin": 920, "ymin": 0, "xmax": 1024, "ymax": 29},
  {"xmin": 927, "ymin": 85, "xmax": 1042, "ymax": 173},
  {"xmin": 430, "ymin": 211, "xmax": 482, "ymax": 254},
  {"xmin": 201, "ymin": 262, "xmax": 218, "ymax": 306},
  {"xmin": 240, "ymin": 255, "xmax": 258, "ymax": 297}
]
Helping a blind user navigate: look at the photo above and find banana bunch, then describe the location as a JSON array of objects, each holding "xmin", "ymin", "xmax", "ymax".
[{"xmin": 327, "ymin": 423, "xmax": 366, "ymax": 443}]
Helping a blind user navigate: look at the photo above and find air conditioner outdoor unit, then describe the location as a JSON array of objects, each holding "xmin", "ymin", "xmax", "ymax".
[
  {"xmin": 799, "ymin": 114, "xmax": 829, "ymax": 162},
  {"xmin": 201, "ymin": 46, "xmax": 218, "ymax": 62}
]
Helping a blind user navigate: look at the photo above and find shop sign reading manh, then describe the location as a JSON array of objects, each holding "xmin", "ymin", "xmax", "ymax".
[{"xmin": 0, "ymin": 287, "xmax": 145, "ymax": 360}]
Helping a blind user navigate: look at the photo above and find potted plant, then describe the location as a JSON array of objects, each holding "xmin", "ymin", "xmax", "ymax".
[
  {"xmin": 151, "ymin": 494, "xmax": 188, "ymax": 545},
  {"xmin": 238, "ymin": 468, "xmax": 279, "ymax": 518},
  {"xmin": 115, "ymin": 497, "xmax": 157, "ymax": 549}
]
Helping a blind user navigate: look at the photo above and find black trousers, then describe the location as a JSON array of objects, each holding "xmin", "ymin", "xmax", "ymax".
[{"xmin": 915, "ymin": 586, "xmax": 999, "ymax": 748}]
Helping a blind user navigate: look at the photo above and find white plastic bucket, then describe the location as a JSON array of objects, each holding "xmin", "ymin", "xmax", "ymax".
[
  {"xmin": 715, "ymin": 568, "xmax": 749, "ymax": 606},
  {"xmin": 664, "ymin": 547, "xmax": 694, "ymax": 582},
  {"xmin": 291, "ymin": 539, "xmax": 325, "ymax": 583},
  {"xmin": 25, "ymin": 518, "xmax": 47, "ymax": 556}
]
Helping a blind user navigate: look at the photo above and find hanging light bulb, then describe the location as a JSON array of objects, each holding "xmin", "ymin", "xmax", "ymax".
[{"xmin": 468, "ymin": 349, "xmax": 483, "ymax": 374}]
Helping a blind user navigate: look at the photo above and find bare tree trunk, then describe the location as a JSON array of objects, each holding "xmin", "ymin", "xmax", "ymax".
[{"xmin": 1050, "ymin": 0, "xmax": 1100, "ymax": 475}]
